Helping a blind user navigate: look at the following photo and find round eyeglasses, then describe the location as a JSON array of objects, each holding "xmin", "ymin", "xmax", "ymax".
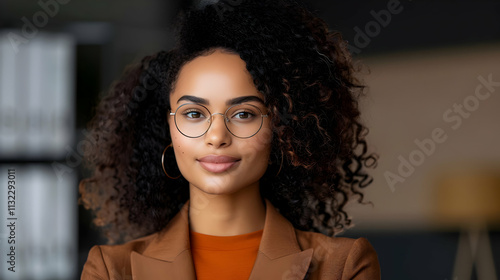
[{"xmin": 169, "ymin": 103, "xmax": 269, "ymax": 138}]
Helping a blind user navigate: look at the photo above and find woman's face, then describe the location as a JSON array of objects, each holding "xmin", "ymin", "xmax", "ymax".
[{"xmin": 168, "ymin": 49, "xmax": 272, "ymax": 195}]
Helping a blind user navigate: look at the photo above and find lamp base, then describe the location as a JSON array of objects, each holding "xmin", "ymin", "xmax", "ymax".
[{"xmin": 452, "ymin": 224, "xmax": 497, "ymax": 280}]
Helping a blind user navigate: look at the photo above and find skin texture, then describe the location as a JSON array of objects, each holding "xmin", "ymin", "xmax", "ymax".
[{"xmin": 168, "ymin": 50, "xmax": 271, "ymax": 236}]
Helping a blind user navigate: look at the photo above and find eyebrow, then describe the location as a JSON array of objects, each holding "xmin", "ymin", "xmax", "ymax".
[{"xmin": 176, "ymin": 95, "xmax": 265, "ymax": 106}]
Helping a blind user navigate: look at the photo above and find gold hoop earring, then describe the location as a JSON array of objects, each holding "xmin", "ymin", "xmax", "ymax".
[
  {"xmin": 161, "ymin": 143, "xmax": 181, "ymax": 179},
  {"xmin": 275, "ymin": 150, "xmax": 284, "ymax": 177}
]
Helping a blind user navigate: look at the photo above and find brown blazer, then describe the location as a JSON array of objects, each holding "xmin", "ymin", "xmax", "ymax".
[{"xmin": 81, "ymin": 198, "xmax": 381, "ymax": 280}]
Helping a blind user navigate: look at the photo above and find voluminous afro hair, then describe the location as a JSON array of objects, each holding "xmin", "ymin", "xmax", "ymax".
[{"xmin": 80, "ymin": 0, "xmax": 378, "ymax": 244}]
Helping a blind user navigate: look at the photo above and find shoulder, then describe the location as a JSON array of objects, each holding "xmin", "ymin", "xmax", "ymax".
[
  {"xmin": 295, "ymin": 229, "xmax": 381, "ymax": 280},
  {"xmin": 81, "ymin": 233, "xmax": 158, "ymax": 280}
]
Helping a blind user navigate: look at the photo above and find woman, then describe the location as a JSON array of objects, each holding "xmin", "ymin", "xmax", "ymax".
[{"xmin": 80, "ymin": 0, "xmax": 380, "ymax": 279}]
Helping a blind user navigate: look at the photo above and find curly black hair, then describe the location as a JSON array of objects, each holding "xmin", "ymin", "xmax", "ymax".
[{"xmin": 79, "ymin": 0, "xmax": 378, "ymax": 244}]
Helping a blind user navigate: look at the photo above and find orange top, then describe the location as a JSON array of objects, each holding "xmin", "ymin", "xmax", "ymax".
[{"xmin": 189, "ymin": 229, "xmax": 263, "ymax": 280}]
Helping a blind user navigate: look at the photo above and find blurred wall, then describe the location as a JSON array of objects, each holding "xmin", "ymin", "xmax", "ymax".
[{"xmin": 347, "ymin": 43, "xmax": 500, "ymax": 230}]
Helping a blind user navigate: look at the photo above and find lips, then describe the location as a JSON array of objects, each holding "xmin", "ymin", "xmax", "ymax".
[{"xmin": 197, "ymin": 155, "xmax": 240, "ymax": 173}]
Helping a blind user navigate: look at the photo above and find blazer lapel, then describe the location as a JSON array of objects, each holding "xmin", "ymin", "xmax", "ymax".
[
  {"xmin": 130, "ymin": 201, "xmax": 196, "ymax": 280},
  {"xmin": 130, "ymin": 198, "xmax": 313, "ymax": 280},
  {"xmin": 130, "ymin": 250, "xmax": 196, "ymax": 280},
  {"xmin": 248, "ymin": 199, "xmax": 313, "ymax": 280}
]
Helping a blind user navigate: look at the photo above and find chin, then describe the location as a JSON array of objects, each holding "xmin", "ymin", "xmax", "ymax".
[
  {"xmin": 195, "ymin": 176, "xmax": 232, "ymax": 190},
  {"xmin": 195, "ymin": 183, "xmax": 238, "ymax": 195},
  {"xmin": 194, "ymin": 175, "xmax": 254, "ymax": 195}
]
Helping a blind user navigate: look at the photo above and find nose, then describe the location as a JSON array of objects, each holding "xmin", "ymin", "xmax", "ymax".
[{"xmin": 204, "ymin": 113, "xmax": 231, "ymax": 148}]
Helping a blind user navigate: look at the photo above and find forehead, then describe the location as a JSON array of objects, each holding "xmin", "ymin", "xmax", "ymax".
[{"xmin": 170, "ymin": 50, "xmax": 263, "ymax": 107}]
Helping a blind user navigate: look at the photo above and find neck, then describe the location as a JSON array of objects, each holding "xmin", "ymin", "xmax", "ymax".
[{"xmin": 188, "ymin": 182, "xmax": 266, "ymax": 236}]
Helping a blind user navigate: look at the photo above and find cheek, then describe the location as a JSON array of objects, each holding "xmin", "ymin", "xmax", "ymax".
[
  {"xmin": 240, "ymin": 128, "xmax": 273, "ymax": 163},
  {"xmin": 247, "ymin": 126, "xmax": 273, "ymax": 153},
  {"xmin": 169, "ymin": 121, "xmax": 181, "ymax": 144},
  {"xmin": 169, "ymin": 126, "xmax": 187, "ymax": 160}
]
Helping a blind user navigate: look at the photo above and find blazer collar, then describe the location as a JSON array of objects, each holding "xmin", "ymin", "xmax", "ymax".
[{"xmin": 130, "ymin": 198, "xmax": 313, "ymax": 280}]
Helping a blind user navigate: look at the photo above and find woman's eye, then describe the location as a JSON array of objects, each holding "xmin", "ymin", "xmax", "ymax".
[
  {"xmin": 233, "ymin": 111, "xmax": 255, "ymax": 119},
  {"xmin": 183, "ymin": 110, "xmax": 204, "ymax": 119}
]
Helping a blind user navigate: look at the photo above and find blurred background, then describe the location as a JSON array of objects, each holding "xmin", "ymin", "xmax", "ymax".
[{"xmin": 0, "ymin": 0, "xmax": 499, "ymax": 279}]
